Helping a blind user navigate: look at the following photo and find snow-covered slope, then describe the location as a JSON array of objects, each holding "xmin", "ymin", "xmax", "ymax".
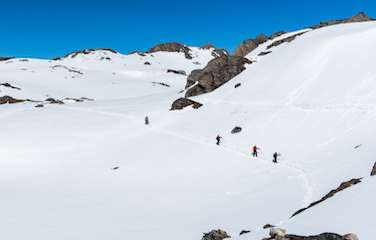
[{"xmin": 1, "ymin": 22, "xmax": 376, "ymax": 240}]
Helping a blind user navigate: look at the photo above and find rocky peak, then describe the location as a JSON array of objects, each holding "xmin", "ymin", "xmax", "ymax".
[
  {"xmin": 54, "ymin": 48, "xmax": 118, "ymax": 60},
  {"xmin": 345, "ymin": 11, "xmax": 373, "ymax": 23},
  {"xmin": 148, "ymin": 42, "xmax": 193, "ymax": 59}
]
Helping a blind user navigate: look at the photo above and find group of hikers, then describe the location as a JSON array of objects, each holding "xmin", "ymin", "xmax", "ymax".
[
  {"xmin": 145, "ymin": 117, "xmax": 280, "ymax": 163},
  {"xmin": 216, "ymin": 135, "xmax": 280, "ymax": 163}
]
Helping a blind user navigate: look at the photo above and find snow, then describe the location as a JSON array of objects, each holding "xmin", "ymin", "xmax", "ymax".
[{"xmin": 1, "ymin": 22, "xmax": 376, "ymax": 240}]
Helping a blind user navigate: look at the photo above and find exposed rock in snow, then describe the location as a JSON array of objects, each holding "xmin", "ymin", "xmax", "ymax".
[
  {"xmin": 343, "ymin": 233, "xmax": 359, "ymax": 240},
  {"xmin": 263, "ymin": 224, "xmax": 276, "ymax": 229},
  {"xmin": 148, "ymin": 42, "xmax": 193, "ymax": 59},
  {"xmin": 231, "ymin": 126, "xmax": 242, "ymax": 134},
  {"xmin": 45, "ymin": 98, "xmax": 64, "ymax": 104},
  {"xmin": 201, "ymin": 229, "xmax": 230, "ymax": 240},
  {"xmin": 0, "ymin": 83, "xmax": 21, "ymax": 90},
  {"xmin": 371, "ymin": 162, "xmax": 376, "ymax": 176},
  {"xmin": 167, "ymin": 69, "xmax": 186, "ymax": 75},
  {"xmin": 185, "ymin": 55, "xmax": 251, "ymax": 97},
  {"xmin": 291, "ymin": 178, "xmax": 362, "ymax": 217},
  {"xmin": 200, "ymin": 44, "xmax": 215, "ymax": 49},
  {"xmin": 311, "ymin": 12, "xmax": 374, "ymax": 29},
  {"xmin": 0, "ymin": 95, "xmax": 26, "ymax": 104},
  {"xmin": 234, "ymin": 33, "xmax": 268, "ymax": 57},
  {"xmin": 239, "ymin": 230, "xmax": 251, "ymax": 235},
  {"xmin": 170, "ymin": 97, "xmax": 202, "ymax": 110},
  {"xmin": 54, "ymin": 48, "xmax": 118, "ymax": 60},
  {"xmin": 0, "ymin": 57, "xmax": 14, "ymax": 61},
  {"xmin": 266, "ymin": 32, "xmax": 306, "ymax": 50}
]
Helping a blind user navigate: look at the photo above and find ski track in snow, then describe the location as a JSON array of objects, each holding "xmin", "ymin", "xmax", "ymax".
[{"xmin": 59, "ymin": 105, "xmax": 315, "ymax": 226}]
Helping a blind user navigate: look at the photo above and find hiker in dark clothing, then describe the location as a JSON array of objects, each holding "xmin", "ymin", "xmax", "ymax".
[
  {"xmin": 273, "ymin": 152, "xmax": 280, "ymax": 163},
  {"xmin": 145, "ymin": 116, "xmax": 149, "ymax": 125},
  {"xmin": 216, "ymin": 135, "xmax": 222, "ymax": 145},
  {"xmin": 252, "ymin": 145, "xmax": 260, "ymax": 157}
]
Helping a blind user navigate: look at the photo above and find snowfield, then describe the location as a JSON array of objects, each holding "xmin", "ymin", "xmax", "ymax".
[{"xmin": 0, "ymin": 22, "xmax": 376, "ymax": 240}]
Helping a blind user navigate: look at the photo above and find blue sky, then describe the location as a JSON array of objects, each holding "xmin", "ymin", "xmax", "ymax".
[{"xmin": 0, "ymin": 0, "xmax": 375, "ymax": 59}]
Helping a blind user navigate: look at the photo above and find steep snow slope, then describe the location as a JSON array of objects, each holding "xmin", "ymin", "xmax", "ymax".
[{"xmin": 0, "ymin": 22, "xmax": 376, "ymax": 240}]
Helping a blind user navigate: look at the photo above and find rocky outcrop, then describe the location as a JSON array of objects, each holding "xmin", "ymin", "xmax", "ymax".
[
  {"xmin": 311, "ymin": 12, "xmax": 374, "ymax": 29},
  {"xmin": 170, "ymin": 98, "xmax": 203, "ymax": 110},
  {"xmin": 148, "ymin": 42, "xmax": 192, "ymax": 59},
  {"xmin": 0, "ymin": 96, "xmax": 26, "ymax": 104},
  {"xmin": 45, "ymin": 98, "xmax": 64, "ymax": 104},
  {"xmin": 202, "ymin": 229, "xmax": 230, "ymax": 240},
  {"xmin": 239, "ymin": 230, "xmax": 251, "ymax": 235},
  {"xmin": 211, "ymin": 48, "xmax": 228, "ymax": 58},
  {"xmin": 263, "ymin": 228, "xmax": 357, "ymax": 240},
  {"xmin": 371, "ymin": 162, "xmax": 376, "ymax": 176},
  {"xmin": 185, "ymin": 55, "xmax": 251, "ymax": 97},
  {"xmin": 54, "ymin": 48, "xmax": 118, "ymax": 60},
  {"xmin": 291, "ymin": 178, "xmax": 362, "ymax": 217},
  {"xmin": 266, "ymin": 32, "xmax": 306, "ymax": 50},
  {"xmin": 234, "ymin": 33, "xmax": 268, "ymax": 57},
  {"xmin": 200, "ymin": 44, "xmax": 215, "ymax": 49}
]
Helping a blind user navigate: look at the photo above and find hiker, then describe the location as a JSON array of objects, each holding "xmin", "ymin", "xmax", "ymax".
[
  {"xmin": 216, "ymin": 135, "xmax": 222, "ymax": 145},
  {"xmin": 144, "ymin": 116, "xmax": 149, "ymax": 125},
  {"xmin": 252, "ymin": 145, "xmax": 260, "ymax": 157},
  {"xmin": 273, "ymin": 152, "xmax": 280, "ymax": 163}
]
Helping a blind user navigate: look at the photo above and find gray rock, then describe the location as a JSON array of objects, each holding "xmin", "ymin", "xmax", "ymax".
[
  {"xmin": 285, "ymin": 233, "xmax": 343, "ymax": 240},
  {"xmin": 185, "ymin": 55, "xmax": 251, "ymax": 97},
  {"xmin": 234, "ymin": 33, "xmax": 268, "ymax": 57},
  {"xmin": 202, "ymin": 229, "xmax": 230, "ymax": 240},
  {"xmin": 231, "ymin": 126, "xmax": 242, "ymax": 134},
  {"xmin": 311, "ymin": 12, "xmax": 374, "ymax": 29},
  {"xmin": 148, "ymin": 42, "xmax": 192, "ymax": 59},
  {"xmin": 0, "ymin": 95, "xmax": 26, "ymax": 104},
  {"xmin": 170, "ymin": 98, "xmax": 203, "ymax": 111},
  {"xmin": 167, "ymin": 69, "xmax": 186, "ymax": 75},
  {"xmin": 234, "ymin": 83, "xmax": 241, "ymax": 88}
]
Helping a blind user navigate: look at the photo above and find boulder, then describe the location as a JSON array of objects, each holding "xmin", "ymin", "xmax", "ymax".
[
  {"xmin": 371, "ymin": 162, "xmax": 376, "ymax": 176},
  {"xmin": 0, "ymin": 95, "xmax": 25, "ymax": 104},
  {"xmin": 170, "ymin": 98, "xmax": 202, "ymax": 110},
  {"xmin": 270, "ymin": 228, "xmax": 287, "ymax": 239},
  {"xmin": 234, "ymin": 83, "xmax": 241, "ymax": 88},
  {"xmin": 35, "ymin": 104, "xmax": 44, "ymax": 108},
  {"xmin": 202, "ymin": 229, "xmax": 230, "ymax": 240},
  {"xmin": 148, "ymin": 42, "xmax": 192, "ymax": 59},
  {"xmin": 144, "ymin": 61, "xmax": 151, "ymax": 65},
  {"xmin": 185, "ymin": 55, "xmax": 251, "ymax": 97},
  {"xmin": 239, "ymin": 230, "xmax": 251, "ymax": 235},
  {"xmin": 231, "ymin": 126, "xmax": 242, "ymax": 134}
]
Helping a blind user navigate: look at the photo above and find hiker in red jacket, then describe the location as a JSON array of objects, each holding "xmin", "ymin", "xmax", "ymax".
[{"xmin": 252, "ymin": 145, "xmax": 260, "ymax": 157}]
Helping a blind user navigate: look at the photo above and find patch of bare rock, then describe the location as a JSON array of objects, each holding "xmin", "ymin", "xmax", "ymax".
[
  {"xmin": 0, "ymin": 83, "xmax": 21, "ymax": 90},
  {"xmin": 0, "ymin": 96, "xmax": 26, "ymax": 104},
  {"xmin": 311, "ymin": 12, "xmax": 374, "ymax": 29},
  {"xmin": 170, "ymin": 98, "xmax": 202, "ymax": 110},
  {"xmin": 53, "ymin": 48, "xmax": 118, "ymax": 60},
  {"xmin": 185, "ymin": 55, "xmax": 251, "ymax": 97},
  {"xmin": 201, "ymin": 229, "xmax": 230, "ymax": 240},
  {"xmin": 371, "ymin": 161, "xmax": 376, "ymax": 176},
  {"xmin": 263, "ymin": 228, "xmax": 358, "ymax": 240},
  {"xmin": 148, "ymin": 42, "xmax": 193, "ymax": 59},
  {"xmin": 291, "ymin": 178, "xmax": 362, "ymax": 217}
]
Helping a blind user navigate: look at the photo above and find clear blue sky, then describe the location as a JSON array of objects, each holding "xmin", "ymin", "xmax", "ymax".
[{"xmin": 1, "ymin": 0, "xmax": 375, "ymax": 59}]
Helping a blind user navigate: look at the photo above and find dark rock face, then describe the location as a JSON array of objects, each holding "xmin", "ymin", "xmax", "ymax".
[
  {"xmin": 148, "ymin": 42, "xmax": 192, "ymax": 59},
  {"xmin": 202, "ymin": 229, "xmax": 230, "ymax": 240},
  {"xmin": 239, "ymin": 230, "xmax": 251, "ymax": 236},
  {"xmin": 234, "ymin": 33, "xmax": 268, "ymax": 57},
  {"xmin": 170, "ymin": 98, "xmax": 203, "ymax": 110},
  {"xmin": 371, "ymin": 162, "xmax": 376, "ymax": 176},
  {"xmin": 0, "ymin": 96, "xmax": 25, "ymax": 104},
  {"xmin": 185, "ymin": 55, "xmax": 251, "ymax": 97},
  {"xmin": 167, "ymin": 69, "xmax": 186, "ymax": 75},
  {"xmin": 0, "ymin": 57, "xmax": 14, "ymax": 61},
  {"xmin": 0, "ymin": 83, "xmax": 21, "ymax": 90},
  {"xmin": 144, "ymin": 61, "xmax": 151, "ymax": 65},
  {"xmin": 231, "ymin": 126, "xmax": 242, "ymax": 134},
  {"xmin": 291, "ymin": 178, "xmax": 362, "ymax": 217},
  {"xmin": 311, "ymin": 12, "xmax": 374, "ymax": 29},
  {"xmin": 211, "ymin": 49, "xmax": 228, "ymax": 58},
  {"xmin": 263, "ymin": 224, "xmax": 275, "ymax": 229}
]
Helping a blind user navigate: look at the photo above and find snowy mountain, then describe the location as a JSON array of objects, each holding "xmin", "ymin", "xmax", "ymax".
[{"xmin": 0, "ymin": 14, "xmax": 375, "ymax": 240}]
